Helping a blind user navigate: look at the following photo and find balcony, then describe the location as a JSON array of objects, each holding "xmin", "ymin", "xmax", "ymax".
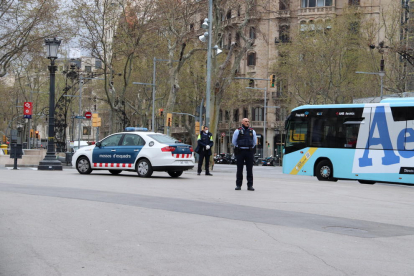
[
  {"xmin": 276, "ymin": 10, "xmax": 291, "ymax": 18},
  {"xmin": 218, "ymin": 122, "xmax": 239, "ymax": 130},
  {"xmin": 298, "ymin": 6, "xmax": 335, "ymax": 16},
  {"xmin": 251, "ymin": 121, "xmax": 264, "ymax": 128}
]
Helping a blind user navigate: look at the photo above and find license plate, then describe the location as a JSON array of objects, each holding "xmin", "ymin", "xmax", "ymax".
[{"xmin": 180, "ymin": 161, "xmax": 188, "ymax": 164}]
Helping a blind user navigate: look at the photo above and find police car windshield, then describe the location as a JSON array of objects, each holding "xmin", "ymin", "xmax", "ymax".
[{"xmin": 148, "ymin": 134, "xmax": 178, "ymax": 144}]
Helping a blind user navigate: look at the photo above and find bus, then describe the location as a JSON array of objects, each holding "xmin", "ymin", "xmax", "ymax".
[{"xmin": 283, "ymin": 98, "xmax": 414, "ymax": 185}]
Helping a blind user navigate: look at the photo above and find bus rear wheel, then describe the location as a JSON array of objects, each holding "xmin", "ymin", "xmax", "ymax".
[{"xmin": 315, "ymin": 160, "xmax": 336, "ymax": 181}]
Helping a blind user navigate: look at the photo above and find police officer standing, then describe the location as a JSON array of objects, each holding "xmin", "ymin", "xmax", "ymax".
[
  {"xmin": 196, "ymin": 126, "xmax": 214, "ymax": 176},
  {"xmin": 232, "ymin": 118, "xmax": 257, "ymax": 190}
]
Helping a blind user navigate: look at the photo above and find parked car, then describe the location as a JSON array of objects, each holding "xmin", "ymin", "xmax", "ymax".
[{"xmin": 72, "ymin": 130, "xmax": 195, "ymax": 177}]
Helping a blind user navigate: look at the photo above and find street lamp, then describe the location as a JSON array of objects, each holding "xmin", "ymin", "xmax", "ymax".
[{"xmin": 38, "ymin": 38, "xmax": 63, "ymax": 170}]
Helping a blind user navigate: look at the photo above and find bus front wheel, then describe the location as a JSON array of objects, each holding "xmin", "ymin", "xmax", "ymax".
[{"xmin": 315, "ymin": 160, "xmax": 336, "ymax": 181}]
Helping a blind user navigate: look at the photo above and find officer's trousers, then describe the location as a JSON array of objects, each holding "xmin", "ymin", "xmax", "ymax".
[
  {"xmin": 197, "ymin": 150, "xmax": 210, "ymax": 174},
  {"xmin": 236, "ymin": 149, "xmax": 254, "ymax": 187}
]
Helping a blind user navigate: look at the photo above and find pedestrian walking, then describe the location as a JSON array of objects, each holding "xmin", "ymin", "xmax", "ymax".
[
  {"xmin": 232, "ymin": 118, "xmax": 257, "ymax": 191},
  {"xmin": 195, "ymin": 126, "xmax": 214, "ymax": 176}
]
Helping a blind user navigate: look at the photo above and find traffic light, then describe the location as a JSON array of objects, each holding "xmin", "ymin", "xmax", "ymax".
[
  {"xmin": 221, "ymin": 136, "xmax": 224, "ymax": 143},
  {"xmin": 92, "ymin": 113, "xmax": 101, "ymax": 127},
  {"xmin": 166, "ymin": 113, "xmax": 172, "ymax": 127},
  {"xmin": 270, "ymin": 74, "xmax": 276, "ymax": 88},
  {"xmin": 35, "ymin": 131, "xmax": 39, "ymax": 139},
  {"xmin": 2, "ymin": 135, "xmax": 6, "ymax": 144},
  {"xmin": 159, "ymin": 108, "xmax": 164, "ymax": 116},
  {"xmin": 195, "ymin": 121, "xmax": 200, "ymax": 135},
  {"xmin": 30, "ymin": 129, "xmax": 34, "ymax": 138}
]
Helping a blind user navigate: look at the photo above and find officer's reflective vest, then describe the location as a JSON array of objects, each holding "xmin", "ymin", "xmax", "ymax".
[
  {"xmin": 198, "ymin": 132, "xmax": 213, "ymax": 146},
  {"xmin": 237, "ymin": 127, "xmax": 254, "ymax": 147}
]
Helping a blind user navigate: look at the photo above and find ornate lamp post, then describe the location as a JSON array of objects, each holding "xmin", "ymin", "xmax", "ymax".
[{"xmin": 38, "ymin": 38, "xmax": 63, "ymax": 170}]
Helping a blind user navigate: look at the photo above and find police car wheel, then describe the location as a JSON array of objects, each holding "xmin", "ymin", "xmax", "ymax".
[
  {"xmin": 76, "ymin": 156, "xmax": 92, "ymax": 174},
  {"xmin": 167, "ymin": 171, "xmax": 183, "ymax": 178},
  {"xmin": 109, "ymin": 170, "xmax": 122, "ymax": 175},
  {"xmin": 136, "ymin": 159, "xmax": 153, "ymax": 177}
]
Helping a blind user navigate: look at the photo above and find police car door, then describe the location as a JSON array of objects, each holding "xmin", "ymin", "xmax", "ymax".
[
  {"xmin": 115, "ymin": 134, "xmax": 146, "ymax": 169},
  {"xmin": 92, "ymin": 134, "xmax": 123, "ymax": 168}
]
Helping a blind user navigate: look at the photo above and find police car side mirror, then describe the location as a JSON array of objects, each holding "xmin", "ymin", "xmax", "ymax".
[{"xmin": 95, "ymin": 142, "xmax": 102, "ymax": 147}]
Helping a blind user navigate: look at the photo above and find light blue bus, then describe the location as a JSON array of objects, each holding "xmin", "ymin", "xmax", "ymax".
[{"xmin": 283, "ymin": 98, "xmax": 414, "ymax": 185}]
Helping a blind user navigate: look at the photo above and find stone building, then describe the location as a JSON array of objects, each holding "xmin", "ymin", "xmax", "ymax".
[{"xmin": 178, "ymin": 0, "xmax": 395, "ymax": 157}]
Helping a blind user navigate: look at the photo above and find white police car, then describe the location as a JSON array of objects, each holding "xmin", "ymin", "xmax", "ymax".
[{"xmin": 72, "ymin": 128, "xmax": 195, "ymax": 177}]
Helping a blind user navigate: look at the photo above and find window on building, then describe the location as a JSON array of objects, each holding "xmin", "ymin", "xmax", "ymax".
[
  {"xmin": 279, "ymin": 25, "xmax": 290, "ymax": 43},
  {"xmin": 302, "ymin": 0, "xmax": 331, "ymax": 7},
  {"xmin": 247, "ymin": 52, "xmax": 256, "ymax": 66},
  {"xmin": 252, "ymin": 107, "xmax": 263, "ymax": 121},
  {"xmin": 85, "ymin": 66, "xmax": 92, "ymax": 73},
  {"xmin": 226, "ymin": 10, "xmax": 232, "ymax": 19},
  {"xmin": 280, "ymin": 0, "xmax": 289, "ymax": 10},
  {"xmin": 249, "ymin": 79, "xmax": 255, "ymax": 87},
  {"xmin": 349, "ymin": 21, "xmax": 360, "ymax": 34},
  {"xmin": 95, "ymin": 60, "xmax": 102, "ymax": 69},
  {"xmin": 243, "ymin": 108, "xmax": 248, "ymax": 118},
  {"xmin": 225, "ymin": 110, "xmax": 230, "ymax": 121},
  {"xmin": 190, "ymin": 23, "xmax": 194, "ymax": 31},
  {"xmin": 349, "ymin": 0, "xmax": 360, "ymax": 5},
  {"xmin": 249, "ymin": 27, "xmax": 256, "ymax": 39},
  {"xmin": 83, "ymin": 126, "xmax": 91, "ymax": 135},
  {"xmin": 236, "ymin": 32, "xmax": 240, "ymax": 45},
  {"xmin": 237, "ymin": 6, "xmax": 241, "ymax": 16},
  {"xmin": 228, "ymin": 33, "xmax": 232, "ymax": 48},
  {"xmin": 234, "ymin": 109, "xmax": 239, "ymax": 122},
  {"xmin": 300, "ymin": 21, "xmax": 307, "ymax": 32},
  {"xmin": 219, "ymin": 110, "xmax": 223, "ymax": 122}
]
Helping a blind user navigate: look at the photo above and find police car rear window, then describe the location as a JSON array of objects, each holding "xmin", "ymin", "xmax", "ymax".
[{"xmin": 147, "ymin": 134, "xmax": 178, "ymax": 144}]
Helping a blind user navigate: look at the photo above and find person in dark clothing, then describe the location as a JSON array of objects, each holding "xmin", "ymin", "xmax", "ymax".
[
  {"xmin": 232, "ymin": 118, "xmax": 257, "ymax": 191},
  {"xmin": 196, "ymin": 126, "xmax": 214, "ymax": 176}
]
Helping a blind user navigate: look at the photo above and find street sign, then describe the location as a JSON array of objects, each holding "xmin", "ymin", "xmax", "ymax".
[
  {"xmin": 23, "ymin": 102, "xmax": 32, "ymax": 117},
  {"xmin": 74, "ymin": 116, "xmax": 86, "ymax": 119},
  {"xmin": 221, "ymin": 132, "xmax": 225, "ymax": 137},
  {"xmin": 85, "ymin": 111, "xmax": 92, "ymax": 119}
]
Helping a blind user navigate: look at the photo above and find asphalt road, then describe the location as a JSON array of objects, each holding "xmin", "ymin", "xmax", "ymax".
[{"xmin": 1, "ymin": 165, "xmax": 414, "ymax": 276}]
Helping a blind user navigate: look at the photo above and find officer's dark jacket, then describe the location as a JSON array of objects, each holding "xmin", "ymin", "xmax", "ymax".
[
  {"xmin": 195, "ymin": 131, "xmax": 214, "ymax": 156},
  {"xmin": 236, "ymin": 127, "xmax": 254, "ymax": 148}
]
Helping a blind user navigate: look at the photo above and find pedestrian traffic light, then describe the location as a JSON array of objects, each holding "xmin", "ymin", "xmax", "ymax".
[
  {"xmin": 30, "ymin": 129, "xmax": 34, "ymax": 138},
  {"xmin": 195, "ymin": 121, "xmax": 200, "ymax": 135},
  {"xmin": 166, "ymin": 113, "xmax": 172, "ymax": 127},
  {"xmin": 35, "ymin": 131, "xmax": 39, "ymax": 139},
  {"xmin": 270, "ymin": 74, "xmax": 276, "ymax": 88},
  {"xmin": 159, "ymin": 108, "xmax": 164, "ymax": 116}
]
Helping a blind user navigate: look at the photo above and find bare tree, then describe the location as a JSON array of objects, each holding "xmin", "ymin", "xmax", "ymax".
[
  {"xmin": 73, "ymin": 0, "xmax": 155, "ymax": 132},
  {"xmin": 0, "ymin": 0, "xmax": 67, "ymax": 77}
]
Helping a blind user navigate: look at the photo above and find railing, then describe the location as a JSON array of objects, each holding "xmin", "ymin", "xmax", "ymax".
[
  {"xmin": 276, "ymin": 10, "xmax": 290, "ymax": 18},
  {"xmin": 218, "ymin": 122, "xmax": 239, "ymax": 130},
  {"xmin": 298, "ymin": 6, "xmax": 335, "ymax": 16},
  {"xmin": 251, "ymin": 121, "xmax": 264, "ymax": 127}
]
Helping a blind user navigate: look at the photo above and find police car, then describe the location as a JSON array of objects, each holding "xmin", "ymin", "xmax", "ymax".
[{"xmin": 72, "ymin": 127, "xmax": 195, "ymax": 177}]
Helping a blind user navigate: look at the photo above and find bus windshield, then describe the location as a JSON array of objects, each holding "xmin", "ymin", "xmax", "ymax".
[{"xmin": 284, "ymin": 108, "xmax": 364, "ymax": 154}]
